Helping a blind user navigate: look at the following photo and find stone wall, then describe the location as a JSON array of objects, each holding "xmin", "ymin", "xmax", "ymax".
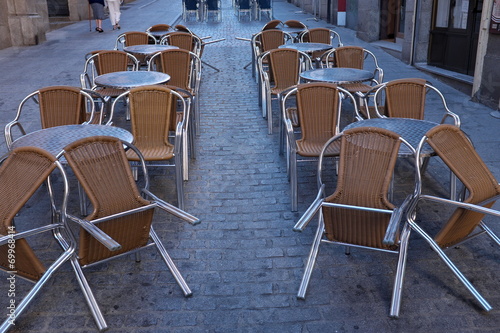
[
  {"xmin": 474, "ymin": 33, "xmax": 500, "ymax": 108},
  {"xmin": 356, "ymin": 0, "xmax": 379, "ymax": 42},
  {"xmin": 0, "ymin": 0, "xmax": 50, "ymax": 49}
]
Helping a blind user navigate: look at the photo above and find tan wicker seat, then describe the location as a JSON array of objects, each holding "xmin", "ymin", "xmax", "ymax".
[
  {"xmin": 62, "ymin": 136, "xmax": 200, "ymax": 331},
  {"xmin": 258, "ymin": 48, "xmax": 313, "ymax": 134},
  {"xmin": 293, "ymin": 127, "xmax": 414, "ymax": 318},
  {"xmin": 4, "ymin": 86, "xmax": 102, "ymax": 149},
  {"xmin": 391, "ymin": 124, "xmax": 500, "ymax": 316},
  {"xmin": 281, "ymin": 82, "xmax": 358, "ymax": 211},
  {"xmin": 0, "ymin": 146, "xmax": 74, "ymax": 331},
  {"xmin": 112, "ymin": 85, "xmax": 189, "ymax": 208}
]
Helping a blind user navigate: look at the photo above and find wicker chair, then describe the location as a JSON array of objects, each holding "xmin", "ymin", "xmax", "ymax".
[
  {"xmin": 5, "ymin": 86, "xmax": 102, "ymax": 149},
  {"xmin": 146, "ymin": 24, "xmax": 172, "ymax": 42},
  {"xmin": 251, "ymin": 29, "xmax": 293, "ymax": 86},
  {"xmin": 284, "ymin": 20, "xmax": 307, "ymax": 28},
  {"xmin": 149, "ymin": 48, "xmax": 202, "ymax": 137},
  {"xmin": 80, "ymin": 50, "xmax": 139, "ymax": 121},
  {"xmin": 114, "ymin": 31, "xmax": 156, "ymax": 66},
  {"xmin": 368, "ymin": 78, "xmax": 460, "ymax": 125},
  {"xmin": 261, "ymin": 19, "xmax": 282, "ymax": 30},
  {"xmin": 293, "ymin": 127, "xmax": 415, "ymax": 317},
  {"xmin": 160, "ymin": 31, "xmax": 203, "ymax": 57},
  {"xmin": 258, "ymin": 48, "xmax": 313, "ymax": 134},
  {"xmin": 321, "ymin": 46, "xmax": 383, "ymax": 104},
  {"xmin": 0, "ymin": 147, "xmax": 74, "ymax": 331},
  {"xmin": 112, "ymin": 86, "xmax": 190, "ymax": 208},
  {"xmin": 281, "ymin": 82, "xmax": 358, "ymax": 211},
  {"xmin": 299, "ymin": 27, "xmax": 343, "ymax": 63},
  {"xmin": 386, "ymin": 124, "xmax": 500, "ymax": 316},
  {"xmin": 62, "ymin": 136, "xmax": 200, "ymax": 331}
]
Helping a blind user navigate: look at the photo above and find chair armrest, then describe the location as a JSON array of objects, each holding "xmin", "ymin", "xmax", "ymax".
[
  {"xmin": 0, "ymin": 224, "xmax": 62, "ymax": 246},
  {"xmin": 142, "ymin": 188, "xmax": 201, "ymax": 225},
  {"xmin": 4, "ymin": 121, "xmax": 27, "ymax": 149},
  {"xmin": 293, "ymin": 185, "xmax": 326, "ymax": 231},
  {"xmin": 419, "ymin": 194, "xmax": 500, "ymax": 217},
  {"xmin": 202, "ymin": 38, "xmax": 226, "ymax": 45},
  {"xmin": 67, "ymin": 214, "xmax": 122, "ymax": 251},
  {"xmin": 383, "ymin": 195, "xmax": 412, "ymax": 245}
]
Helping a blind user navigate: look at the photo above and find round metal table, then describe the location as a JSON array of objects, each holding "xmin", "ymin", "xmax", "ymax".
[
  {"xmin": 94, "ymin": 71, "xmax": 170, "ymax": 90},
  {"xmin": 123, "ymin": 44, "xmax": 178, "ymax": 56},
  {"xmin": 300, "ymin": 68, "xmax": 374, "ymax": 84},
  {"xmin": 11, "ymin": 124, "xmax": 134, "ymax": 157},
  {"xmin": 343, "ymin": 118, "xmax": 439, "ymax": 156},
  {"xmin": 279, "ymin": 42, "xmax": 332, "ymax": 54}
]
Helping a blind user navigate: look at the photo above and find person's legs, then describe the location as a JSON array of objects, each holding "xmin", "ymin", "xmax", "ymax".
[{"xmin": 108, "ymin": 1, "xmax": 121, "ymax": 29}]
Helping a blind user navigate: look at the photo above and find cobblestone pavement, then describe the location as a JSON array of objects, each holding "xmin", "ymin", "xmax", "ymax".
[{"xmin": 1, "ymin": 0, "xmax": 500, "ymax": 332}]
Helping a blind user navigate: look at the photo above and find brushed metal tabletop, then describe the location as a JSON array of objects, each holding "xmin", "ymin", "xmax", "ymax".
[
  {"xmin": 94, "ymin": 71, "xmax": 170, "ymax": 90},
  {"xmin": 11, "ymin": 125, "xmax": 134, "ymax": 157},
  {"xmin": 300, "ymin": 68, "xmax": 374, "ymax": 84}
]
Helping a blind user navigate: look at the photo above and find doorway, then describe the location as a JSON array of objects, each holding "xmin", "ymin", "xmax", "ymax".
[
  {"xmin": 429, "ymin": 0, "xmax": 482, "ymax": 75},
  {"xmin": 380, "ymin": 0, "xmax": 406, "ymax": 41}
]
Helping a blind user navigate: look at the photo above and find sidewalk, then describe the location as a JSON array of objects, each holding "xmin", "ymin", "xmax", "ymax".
[{"xmin": 1, "ymin": 0, "xmax": 500, "ymax": 332}]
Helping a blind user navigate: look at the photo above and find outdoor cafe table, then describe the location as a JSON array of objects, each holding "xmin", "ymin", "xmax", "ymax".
[
  {"xmin": 279, "ymin": 42, "xmax": 333, "ymax": 67},
  {"xmin": 94, "ymin": 71, "xmax": 170, "ymax": 90},
  {"xmin": 123, "ymin": 44, "xmax": 178, "ymax": 56},
  {"xmin": 10, "ymin": 124, "xmax": 134, "ymax": 215},
  {"xmin": 10, "ymin": 124, "xmax": 134, "ymax": 157},
  {"xmin": 300, "ymin": 67, "xmax": 374, "ymax": 84},
  {"xmin": 279, "ymin": 42, "xmax": 333, "ymax": 54}
]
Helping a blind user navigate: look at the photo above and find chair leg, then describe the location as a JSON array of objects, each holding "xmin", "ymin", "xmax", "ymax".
[
  {"xmin": 267, "ymin": 95, "xmax": 273, "ymax": 134},
  {"xmin": 150, "ymin": 227, "xmax": 192, "ymax": 297},
  {"xmin": 78, "ymin": 181, "xmax": 88, "ymax": 216},
  {"xmin": 480, "ymin": 222, "xmax": 500, "ymax": 246},
  {"xmin": 70, "ymin": 257, "xmax": 108, "ymax": 331},
  {"xmin": 175, "ymin": 152, "xmax": 185, "ymax": 210},
  {"xmin": 390, "ymin": 222, "xmax": 411, "ymax": 318},
  {"xmin": 0, "ymin": 248, "xmax": 73, "ymax": 333},
  {"xmin": 409, "ymin": 221, "xmax": 492, "ymax": 312},
  {"xmin": 297, "ymin": 217, "xmax": 324, "ymax": 299},
  {"xmin": 290, "ymin": 152, "xmax": 298, "ymax": 212}
]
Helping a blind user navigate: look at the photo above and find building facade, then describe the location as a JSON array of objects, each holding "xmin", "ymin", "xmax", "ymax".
[{"xmin": 294, "ymin": 0, "xmax": 500, "ymax": 108}]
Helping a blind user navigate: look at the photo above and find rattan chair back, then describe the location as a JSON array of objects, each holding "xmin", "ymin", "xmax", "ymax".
[
  {"xmin": 295, "ymin": 82, "xmax": 342, "ymax": 156},
  {"xmin": 261, "ymin": 19, "xmax": 282, "ymax": 30},
  {"xmin": 268, "ymin": 48, "xmax": 301, "ymax": 92},
  {"xmin": 0, "ymin": 147, "xmax": 60, "ymax": 280},
  {"xmin": 284, "ymin": 20, "xmax": 306, "ymax": 28},
  {"xmin": 423, "ymin": 125, "xmax": 500, "ymax": 247},
  {"xmin": 152, "ymin": 49, "xmax": 192, "ymax": 91},
  {"xmin": 323, "ymin": 127, "xmax": 401, "ymax": 248},
  {"xmin": 332, "ymin": 46, "xmax": 364, "ymax": 69},
  {"xmin": 384, "ymin": 78, "xmax": 427, "ymax": 119},
  {"xmin": 63, "ymin": 136, "xmax": 154, "ymax": 265},
  {"xmin": 38, "ymin": 86, "xmax": 88, "ymax": 127}
]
